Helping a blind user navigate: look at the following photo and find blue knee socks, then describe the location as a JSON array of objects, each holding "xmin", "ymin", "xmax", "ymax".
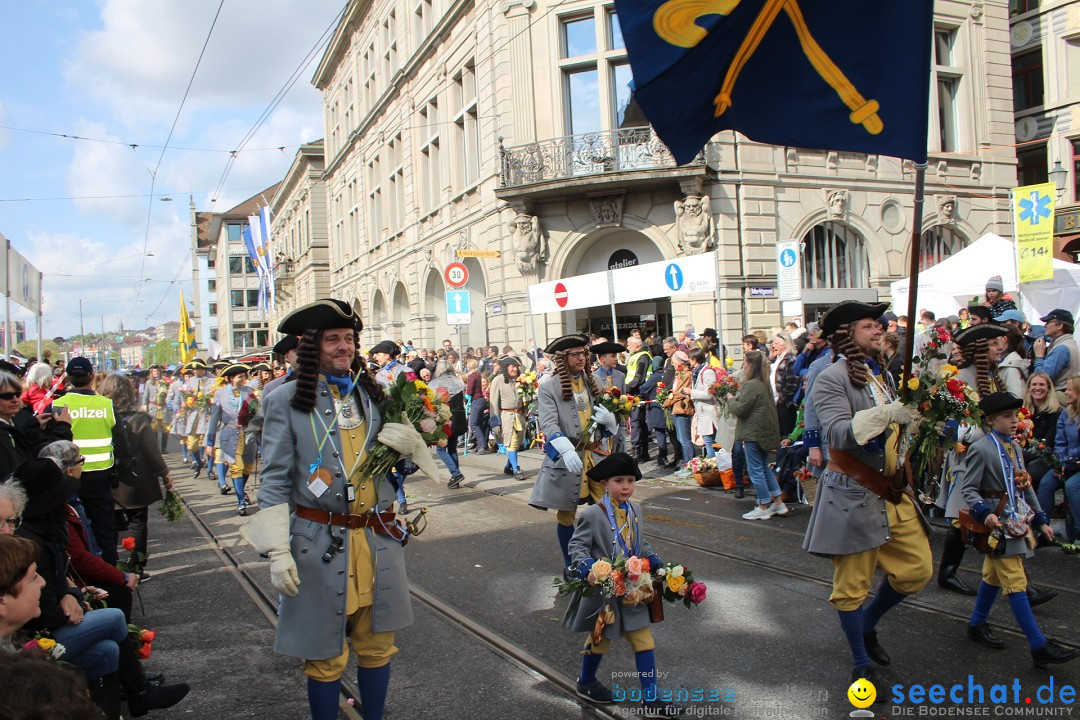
[
  {"xmin": 216, "ymin": 463, "xmax": 227, "ymax": 488},
  {"xmin": 837, "ymin": 609, "xmax": 871, "ymax": 669},
  {"xmin": 969, "ymin": 582, "xmax": 1000, "ymax": 626},
  {"xmin": 306, "ymin": 678, "xmax": 341, "ymax": 720},
  {"xmin": 556, "ymin": 524, "xmax": 575, "ymax": 570},
  {"xmin": 863, "ymin": 578, "xmax": 907, "ymax": 631},
  {"xmin": 507, "ymin": 450, "xmax": 520, "ymax": 472},
  {"xmin": 233, "ymin": 475, "xmax": 246, "ymax": 506},
  {"xmin": 356, "ymin": 664, "xmax": 391, "ymax": 720},
  {"xmin": 579, "ymin": 652, "xmax": 603, "ymax": 684},
  {"xmin": 1007, "ymin": 591, "xmax": 1047, "ymax": 650},
  {"xmin": 635, "ymin": 649, "xmax": 658, "ymax": 701}
]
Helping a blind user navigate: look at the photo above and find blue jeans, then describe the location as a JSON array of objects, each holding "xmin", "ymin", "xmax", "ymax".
[
  {"xmin": 1039, "ymin": 469, "xmax": 1080, "ymax": 537},
  {"xmin": 743, "ymin": 441, "xmax": 780, "ymax": 505},
  {"xmin": 673, "ymin": 415, "xmax": 694, "ymax": 467},
  {"xmin": 436, "ymin": 432, "xmax": 461, "ymax": 476},
  {"xmin": 731, "ymin": 441, "xmax": 746, "ymax": 488},
  {"xmin": 51, "ymin": 607, "xmax": 127, "ymax": 679},
  {"xmin": 703, "ymin": 434, "xmax": 716, "ymax": 459}
]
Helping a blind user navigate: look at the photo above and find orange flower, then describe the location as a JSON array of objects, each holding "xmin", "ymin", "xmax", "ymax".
[
  {"xmin": 122, "ymin": 537, "xmax": 136, "ymax": 551},
  {"xmin": 140, "ymin": 629, "xmax": 156, "ymax": 644},
  {"xmin": 136, "ymin": 643, "xmax": 152, "ymax": 660},
  {"xmin": 422, "ymin": 396, "xmax": 435, "ymax": 413}
]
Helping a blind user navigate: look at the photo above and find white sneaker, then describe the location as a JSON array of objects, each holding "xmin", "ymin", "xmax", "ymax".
[
  {"xmin": 674, "ymin": 469, "xmax": 692, "ymax": 478},
  {"xmin": 770, "ymin": 501, "xmax": 789, "ymax": 516},
  {"xmin": 741, "ymin": 506, "xmax": 773, "ymax": 520}
]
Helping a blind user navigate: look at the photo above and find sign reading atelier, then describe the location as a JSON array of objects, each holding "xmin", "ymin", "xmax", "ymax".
[{"xmin": 1012, "ymin": 182, "xmax": 1056, "ymax": 283}]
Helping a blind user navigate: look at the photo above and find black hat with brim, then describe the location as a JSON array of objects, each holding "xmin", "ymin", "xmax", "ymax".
[
  {"xmin": 187, "ymin": 358, "xmax": 208, "ymax": 370},
  {"xmin": 545, "ymin": 333, "xmax": 591, "ymax": 354},
  {"xmin": 272, "ymin": 335, "xmax": 300, "ymax": 355},
  {"xmin": 1040, "ymin": 309, "xmax": 1075, "ymax": 326},
  {"xmin": 701, "ymin": 328, "xmax": 718, "ymax": 338},
  {"xmin": 370, "ymin": 340, "xmax": 400, "ymax": 357},
  {"xmin": 585, "ymin": 452, "xmax": 642, "ymax": 482},
  {"xmin": 278, "ymin": 298, "xmax": 363, "ymax": 335},
  {"xmin": 953, "ymin": 324, "xmax": 1007, "ymax": 347},
  {"xmin": 249, "ymin": 362, "xmax": 271, "ymax": 374},
  {"xmin": 221, "ymin": 363, "xmax": 250, "ymax": 378},
  {"xmin": 499, "ymin": 356, "xmax": 522, "ymax": 370},
  {"xmin": 979, "ymin": 391, "xmax": 1023, "ymax": 417},
  {"xmin": 820, "ymin": 301, "xmax": 890, "ymax": 338},
  {"xmin": 591, "ymin": 342, "xmax": 626, "ymax": 356},
  {"xmin": 18, "ymin": 458, "xmax": 80, "ymax": 518}
]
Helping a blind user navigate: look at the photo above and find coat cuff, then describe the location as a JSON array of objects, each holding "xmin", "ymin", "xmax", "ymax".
[
  {"xmin": 1032, "ymin": 511, "xmax": 1048, "ymax": 528},
  {"xmin": 575, "ymin": 557, "xmax": 595, "ymax": 580},
  {"xmin": 804, "ymin": 429, "xmax": 821, "ymax": 448},
  {"xmin": 971, "ymin": 500, "xmax": 992, "ymax": 524}
]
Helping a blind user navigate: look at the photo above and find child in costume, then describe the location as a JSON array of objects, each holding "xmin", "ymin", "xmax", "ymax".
[{"xmin": 564, "ymin": 452, "xmax": 679, "ymax": 718}]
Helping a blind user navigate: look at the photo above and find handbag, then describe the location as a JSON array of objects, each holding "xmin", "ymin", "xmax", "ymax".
[{"xmin": 958, "ymin": 495, "xmax": 1006, "ymax": 555}]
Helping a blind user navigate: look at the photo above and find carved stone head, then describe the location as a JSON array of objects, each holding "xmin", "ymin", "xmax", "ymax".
[{"xmin": 827, "ymin": 190, "xmax": 847, "ymax": 217}]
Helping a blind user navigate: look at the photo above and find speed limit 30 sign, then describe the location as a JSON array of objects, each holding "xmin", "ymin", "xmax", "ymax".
[{"xmin": 444, "ymin": 262, "xmax": 469, "ymax": 288}]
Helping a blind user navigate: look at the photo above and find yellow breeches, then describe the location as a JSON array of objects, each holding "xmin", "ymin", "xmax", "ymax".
[
  {"xmin": 186, "ymin": 434, "xmax": 204, "ymax": 452},
  {"xmin": 585, "ymin": 626, "xmax": 655, "ymax": 654},
  {"xmin": 302, "ymin": 606, "xmax": 398, "ymax": 680},
  {"xmin": 828, "ymin": 495, "xmax": 932, "ymax": 611},
  {"xmin": 982, "ymin": 555, "xmax": 1028, "ymax": 595}
]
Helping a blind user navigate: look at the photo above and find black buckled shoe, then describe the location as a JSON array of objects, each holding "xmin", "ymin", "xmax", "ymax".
[
  {"xmin": 863, "ymin": 630, "xmax": 890, "ymax": 666},
  {"xmin": 576, "ymin": 679, "xmax": 615, "ymax": 705},
  {"xmin": 503, "ymin": 463, "xmax": 514, "ymax": 475},
  {"xmin": 1027, "ymin": 585, "xmax": 1058, "ymax": 608},
  {"xmin": 966, "ymin": 622, "xmax": 1005, "ymax": 649},
  {"xmin": 938, "ymin": 567, "xmax": 977, "ymax": 596},
  {"xmin": 514, "ymin": 470, "xmax": 526, "ymax": 481},
  {"xmin": 1032, "ymin": 639, "xmax": 1080, "ymax": 668}
]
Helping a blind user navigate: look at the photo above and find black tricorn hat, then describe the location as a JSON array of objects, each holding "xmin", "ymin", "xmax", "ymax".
[
  {"xmin": 249, "ymin": 362, "xmax": 271, "ymax": 374},
  {"xmin": 187, "ymin": 358, "xmax": 208, "ymax": 370},
  {"xmin": 369, "ymin": 340, "xmax": 400, "ymax": 357},
  {"xmin": 545, "ymin": 333, "xmax": 591, "ymax": 354},
  {"xmin": 820, "ymin": 301, "xmax": 890, "ymax": 338},
  {"xmin": 220, "ymin": 363, "xmax": 250, "ymax": 378},
  {"xmin": 585, "ymin": 452, "xmax": 642, "ymax": 482},
  {"xmin": 979, "ymin": 391, "xmax": 1022, "ymax": 417},
  {"xmin": 591, "ymin": 342, "xmax": 626, "ymax": 356},
  {"xmin": 272, "ymin": 335, "xmax": 300, "ymax": 355},
  {"xmin": 278, "ymin": 299, "xmax": 363, "ymax": 335},
  {"xmin": 952, "ymin": 324, "xmax": 1007, "ymax": 347},
  {"xmin": 499, "ymin": 356, "xmax": 522, "ymax": 370},
  {"xmin": 18, "ymin": 458, "xmax": 80, "ymax": 518}
]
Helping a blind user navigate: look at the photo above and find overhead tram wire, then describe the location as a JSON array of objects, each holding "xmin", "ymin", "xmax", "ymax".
[{"xmin": 130, "ymin": 0, "xmax": 225, "ymax": 319}]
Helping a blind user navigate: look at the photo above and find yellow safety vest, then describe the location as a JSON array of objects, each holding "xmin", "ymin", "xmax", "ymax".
[
  {"xmin": 53, "ymin": 393, "xmax": 116, "ymax": 471},
  {"xmin": 625, "ymin": 350, "xmax": 653, "ymax": 386}
]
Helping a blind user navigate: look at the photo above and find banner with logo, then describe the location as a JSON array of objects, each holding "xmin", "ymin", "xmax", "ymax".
[
  {"xmin": 1012, "ymin": 182, "xmax": 1056, "ymax": 283},
  {"xmin": 6, "ymin": 243, "xmax": 39, "ymax": 314}
]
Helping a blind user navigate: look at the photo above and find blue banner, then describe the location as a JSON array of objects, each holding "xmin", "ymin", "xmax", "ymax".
[{"xmin": 614, "ymin": 0, "xmax": 933, "ymax": 164}]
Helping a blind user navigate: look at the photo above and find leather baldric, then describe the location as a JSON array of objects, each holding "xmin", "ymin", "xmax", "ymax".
[
  {"xmin": 827, "ymin": 448, "xmax": 913, "ymax": 505},
  {"xmin": 295, "ymin": 505, "xmax": 403, "ymax": 539}
]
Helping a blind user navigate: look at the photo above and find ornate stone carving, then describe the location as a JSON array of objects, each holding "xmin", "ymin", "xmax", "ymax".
[
  {"xmin": 510, "ymin": 213, "xmax": 546, "ymax": 275},
  {"xmin": 674, "ymin": 195, "xmax": 714, "ymax": 254},
  {"xmin": 826, "ymin": 189, "xmax": 848, "ymax": 217},
  {"xmin": 589, "ymin": 194, "xmax": 624, "ymax": 228},
  {"xmin": 937, "ymin": 195, "xmax": 957, "ymax": 223}
]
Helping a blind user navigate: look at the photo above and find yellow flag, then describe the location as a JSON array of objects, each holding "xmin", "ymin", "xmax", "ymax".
[
  {"xmin": 178, "ymin": 290, "xmax": 196, "ymax": 364},
  {"xmin": 1013, "ymin": 182, "xmax": 1056, "ymax": 283}
]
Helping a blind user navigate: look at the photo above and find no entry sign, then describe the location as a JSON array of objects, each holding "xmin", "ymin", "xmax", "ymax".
[{"xmin": 554, "ymin": 282, "xmax": 568, "ymax": 308}]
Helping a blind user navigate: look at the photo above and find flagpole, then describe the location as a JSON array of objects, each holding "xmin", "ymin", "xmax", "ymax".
[{"xmin": 900, "ymin": 161, "xmax": 928, "ymax": 399}]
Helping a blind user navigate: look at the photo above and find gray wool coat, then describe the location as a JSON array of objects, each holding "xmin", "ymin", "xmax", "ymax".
[
  {"xmin": 258, "ymin": 378, "xmax": 413, "ymax": 661},
  {"xmin": 802, "ymin": 358, "xmax": 929, "ymax": 556},
  {"xmin": 205, "ymin": 385, "xmax": 257, "ymax": 464},
  {"xmin": 564, "ymin": 500, "xmax": 654, "ymax": 636},
  {"xmin": 959, "ymin": 432, "xmax": 1043, "ymax": 558},
  {"xmin": 529, "ymin": 374, "xmax": 598, "ymax": 512}
]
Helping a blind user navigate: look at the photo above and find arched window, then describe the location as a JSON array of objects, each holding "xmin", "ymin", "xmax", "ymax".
[
  {"xmin": 920, "ymin": 225, "xmax": 965, "ymax": 271},
  {"xmin": 801, "ymin": 222, "xmax": 870, "ymax": 289}
]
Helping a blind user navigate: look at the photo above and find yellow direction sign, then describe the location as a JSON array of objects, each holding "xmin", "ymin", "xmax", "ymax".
[
  {"xmin": 456, "ymin": 250, "xmax": 501, "ymax": 258},
  {"xmin": 1012, "ymin": 182, "xmax": 1056, "ymax": 283}
]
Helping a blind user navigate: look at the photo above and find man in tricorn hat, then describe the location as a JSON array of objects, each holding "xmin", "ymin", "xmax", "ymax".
[
  {"xmin": 263, "ymin": 335, "xmax": 300, "ymax": 398},
  {"xmin": 590, "ymin": 341, "xmax": 626, "ymax": 393},
  {"xmin": 241, "ymin": 299, "xmax": 439, "ymax": 720},
  {"xmin": 802, "ymin": 301, "xmax": 930, "ymax": 688}
]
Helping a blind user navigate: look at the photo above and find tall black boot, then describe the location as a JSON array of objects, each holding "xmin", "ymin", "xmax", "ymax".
[
  {"xmin": 91, "ymin": 673, "xmax": 123, "ymax": 720},
  {"xmin": 117, "ymin": 637, "xmax": 190, "ymax": 717},
  {"xmin": 937, "ymin": 526, "xmax": 976, "ymax": 596},
  {"xmin": 160, "ymin": 432, "xmax": 169, "ymax": 454}
]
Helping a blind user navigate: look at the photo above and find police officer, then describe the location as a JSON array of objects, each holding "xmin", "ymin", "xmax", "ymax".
[
  {"xmin": 240, "ymin": 299, "xmax": 437, "ymax": 720},
  {"xmin": 802, "ymin": 301, "xmax": 931, "ymax": 686},
  {"xmin": 52, "ymin": 357, "xmax": 128, "ymax": 564}
]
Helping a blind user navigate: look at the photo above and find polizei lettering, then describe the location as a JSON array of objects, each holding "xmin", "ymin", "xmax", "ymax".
[{"xmin": 67, "ymin": 406, "xmax": 109, "ymax": 419}]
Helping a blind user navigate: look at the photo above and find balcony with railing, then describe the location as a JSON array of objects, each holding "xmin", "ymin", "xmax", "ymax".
[{"xmin": 497, "ymin": 126, "xmax": 709, "ymax": 198}]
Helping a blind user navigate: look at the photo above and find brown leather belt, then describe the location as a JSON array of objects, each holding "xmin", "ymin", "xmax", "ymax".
[
  {"xmin": 826, "ymin": 448, "xmax": 912, "ymax": 505},
  {"xmin": 295, "ymin": 505, "xmax": 402, "ymax": 539}
]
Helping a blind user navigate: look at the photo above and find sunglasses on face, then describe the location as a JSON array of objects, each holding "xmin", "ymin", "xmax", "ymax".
[{"xmin": 0, "ymin": 392, "xmax": 18, "ymax": 401}]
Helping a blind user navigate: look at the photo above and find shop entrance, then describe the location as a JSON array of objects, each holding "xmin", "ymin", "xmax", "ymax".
[{"xmin": 578, "ymin": 299, "xmax": 672, "ymax": 341}]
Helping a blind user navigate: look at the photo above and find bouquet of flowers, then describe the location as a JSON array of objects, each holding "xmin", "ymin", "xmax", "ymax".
[
  {"xmin": 128, "ymin": 624, "xmax": 156, "ymax": 660},
  {"xmin": 554, "ymin": 554, "xmax": 656, "ymax": 606},
  {"xmin": 20, "ymin": 634, "xmax": 66, "ymax": 662},
  {"xmin": 654, "ymin": 382, "xmax": 674, "ymax": 430},
  {"xmin": 237, "ymin": 395, "xmax": 259, "ymax": 427},
  {"xmin": 578, "ymin": 387, "xmax": 639, "ymax": 449},
  {"xmin": 158, "ymin": 489, "xmax": 185, "ymax": 522},
  {"xmin": 685, "ymin": 456, "xmax": 718, "ymax": 475},
  {"xmin": 708, "ymin": 373, "xmax": 740, "ymax": 418},
  {"xmin": 653, "ymin": 562, "xmax": 708, "ymax": 608},
  {"xmin": 516, "ymin": 370, "xmax": 540, "ymax": 415},
  {"xmin": 356, "ymin": 372, "xmax": 452, "ymax": 483}
]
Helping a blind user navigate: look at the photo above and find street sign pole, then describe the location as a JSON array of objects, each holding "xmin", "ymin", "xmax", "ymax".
[{"xmin": 607, "ymin": 271, "xmax": 617, "ymax": 340}]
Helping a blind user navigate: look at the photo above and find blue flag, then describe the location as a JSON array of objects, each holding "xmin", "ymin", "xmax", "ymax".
[{"xmin": 615, "ymin": 0, "xmax": 933, "ymax": 164}]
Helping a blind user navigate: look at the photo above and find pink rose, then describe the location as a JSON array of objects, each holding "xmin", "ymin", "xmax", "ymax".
[
  {"xmin": 678, "ymin": 583, "xmax": 688, "ymax": 597},
  {"xmin": 625, "ymin": 556, "xmax": 643, "ymax": 580},
  {"xmin": 419, "ymin": 418, "xmax": 437, "ymax": 433},
  {"xmin": 689, "ymin": 582, "xmax": 707, "ymax": 604}
]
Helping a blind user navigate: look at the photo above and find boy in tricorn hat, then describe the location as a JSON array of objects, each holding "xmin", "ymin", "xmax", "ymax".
[{"xmin": 959, "ymin": 392, "xmax": 1077, "ymax": 667}]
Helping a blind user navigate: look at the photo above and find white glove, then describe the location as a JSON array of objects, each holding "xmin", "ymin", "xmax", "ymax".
[
  {"xmin": 377, "ymin": 412, "xmax": 442, "ymax": 483},
  {"xmin": 550, "ymin": 435, "xmax": 583, "ymax": 474},
  {"xmin": 240, "ymin": 504, "xmax": 300, "ymax": 597},
  {"xmin": 591, "ymin": 405, "xmax": 618, "ymax": 434},
  {"xmin": 850, "ymin": 401, "xmax": 919, "ymax": 445}
]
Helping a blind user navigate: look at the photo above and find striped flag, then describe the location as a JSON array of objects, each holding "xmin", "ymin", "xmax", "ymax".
[
  {"xmin": 260, "ymin": 205, "xmax": 275, "ymax": 311},
  {"xmin": 178, "ymin": 289, "xmax": 198, "ymax": 363}
]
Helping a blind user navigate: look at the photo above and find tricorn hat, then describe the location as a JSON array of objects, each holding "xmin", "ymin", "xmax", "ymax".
[
  {"xmin": 952, "ymin": 324, "xmax": 1007, "ymax": 347},
  {"xmin": 278, "ymin": 299, "xmax": 363, "ymax": 335},
  {"xmin": 272, "ymin": 335, "xmax": 300, "ymax": 355},
  {"xmin": 220, "ymin": 363, "xmax": 251, "ymax": 378},
  {"xmin": 499, "ymin": 356, "xmax": 522, "ymax": 370},
  {"xmin": 369, "ymin": 340, "xmax": 400, "ymax": 357},
  {"xmin": 820, "ymin": 301, "xmax": 890, "ymax": 338},
  {"xmin": 18, "ymin": 458, "xmax": 80, "ymax": 518},
  {"xmin": 979, "ymin": 391, "xmax": 1022, "ymax": 418},
  {"xmin": 187, "ymin": 358, "xmax": 208, "ymax": 370},
  {"xmin": 544, "ymin": 333, "xmax": 590, "ymax": 354},
  {"xmin": 249, "ymin": 362, "xmax": 271, "ymax": 374},
  {"xmin": 591, "ymin": 342, "xmax": 626, "ymax": 356},
  {"xmin": 585, "ymin": 452, "xmax": 642, "ymax": 482}
]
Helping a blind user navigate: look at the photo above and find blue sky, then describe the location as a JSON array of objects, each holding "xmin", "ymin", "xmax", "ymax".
[{"xmin": 0, "ymin": 0, "xmax": 343, "ymax": 339}]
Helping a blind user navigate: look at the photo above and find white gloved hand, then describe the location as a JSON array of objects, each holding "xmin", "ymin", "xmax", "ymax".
[
  {"xmin": 591, "ymin": 405, "xmax": 618, "ymax": 434},
  {"xmin": 850, "ymin": 401, "xmax": 919, "ymax": 445},
  {"xmin": 377, "ymin": 412, "xmax": 442, "ymax": 482},
  {"xmin": 550, "ymin": 435, "xmax": 583, "ymax": 474},
  {"xmin": 240, "ymin": 503, "xmax": 300, "ymax": 597}
]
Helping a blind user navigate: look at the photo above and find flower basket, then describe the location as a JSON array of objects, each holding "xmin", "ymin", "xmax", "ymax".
[
  {"xmin": 693, "ymin": 469, "xmax": 724, "ymax": 487},
  {"xmin": 800, "ymin": 475, "xmax": 819, "ymax": 506}
]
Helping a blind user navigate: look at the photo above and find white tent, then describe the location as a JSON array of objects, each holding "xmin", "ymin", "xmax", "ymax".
[{"xmin": 890, "ymin": 233, "xmax": 1080, "ymax": 323}]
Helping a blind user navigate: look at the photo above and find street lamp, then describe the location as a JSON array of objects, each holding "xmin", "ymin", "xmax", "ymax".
[{"xmin": 1049, "ymin": 160, "xmax": 1068, "ymax": 202}]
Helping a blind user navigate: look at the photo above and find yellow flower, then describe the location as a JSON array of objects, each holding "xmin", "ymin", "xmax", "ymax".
[
  {"xmin": 666, "ymin": 574, "xmax": 685, "ymax": 593},
  {"xmin": 941, "ymin": 364, "xmax": 958, "ymax": 376},
  {"xmin": 37, "ymin": 638, "xmax": 55, "ymax": 651},
  {"xmin": 591, "ymin": 559, "xmax": 612, "ymax": 581},
  {"xmin": 415, "ymin": 380, "xmax": 429, "ymax": 392},
  {"xmin": 907, "ymin": 377, "xmax": 920, "ymax": 391}
]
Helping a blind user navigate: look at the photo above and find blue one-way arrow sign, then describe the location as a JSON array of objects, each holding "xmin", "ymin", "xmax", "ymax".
[
  {"xmin": 446, "ymin": 289, "xmax": 471, "ymax": 325},
  {"xmin": 664, "ymin": 263, "xmax": 683, "ymax": 291}
]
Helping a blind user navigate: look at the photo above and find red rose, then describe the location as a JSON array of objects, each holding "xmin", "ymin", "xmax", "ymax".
[
  {"xmin": 140, "ymin": 629, "xmax": 156, "ymax": 643},
  {"xmin": 122, "ymin": 537, "xmax": 136, "ymax": 552},
  {"xmin": 610, "ymin": 388, "xmax": 621, "ymax": 398},
  {"xmin": 442, "ymin": 423, "xmax": 452, "ymax": 436},
  {"xmin": 136, "ymin": 643, "xmax": 152, "ymax": 660},
  {"xmin": 689, "ymin": 582, "xmax": 707, "ymax": 604}
]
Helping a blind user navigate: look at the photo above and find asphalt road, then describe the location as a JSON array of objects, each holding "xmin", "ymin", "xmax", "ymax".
[{"xmin": 135, "ymin": 442, "xmax": 1080, "ymax": 720}]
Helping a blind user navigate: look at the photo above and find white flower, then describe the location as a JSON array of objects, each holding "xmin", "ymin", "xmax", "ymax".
[
  {"xmin": 51, "ymin": 643, "xmax": 66, "ymax": 659},
  {"xmin": 670, "ymin": 565, "xmax": 684, "ymax": 578}
]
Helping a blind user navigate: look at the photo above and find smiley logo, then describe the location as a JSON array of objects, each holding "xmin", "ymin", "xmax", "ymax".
[{"xmin": 848, "ymin": 677, "xmax": 876, "ymax": 708}]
